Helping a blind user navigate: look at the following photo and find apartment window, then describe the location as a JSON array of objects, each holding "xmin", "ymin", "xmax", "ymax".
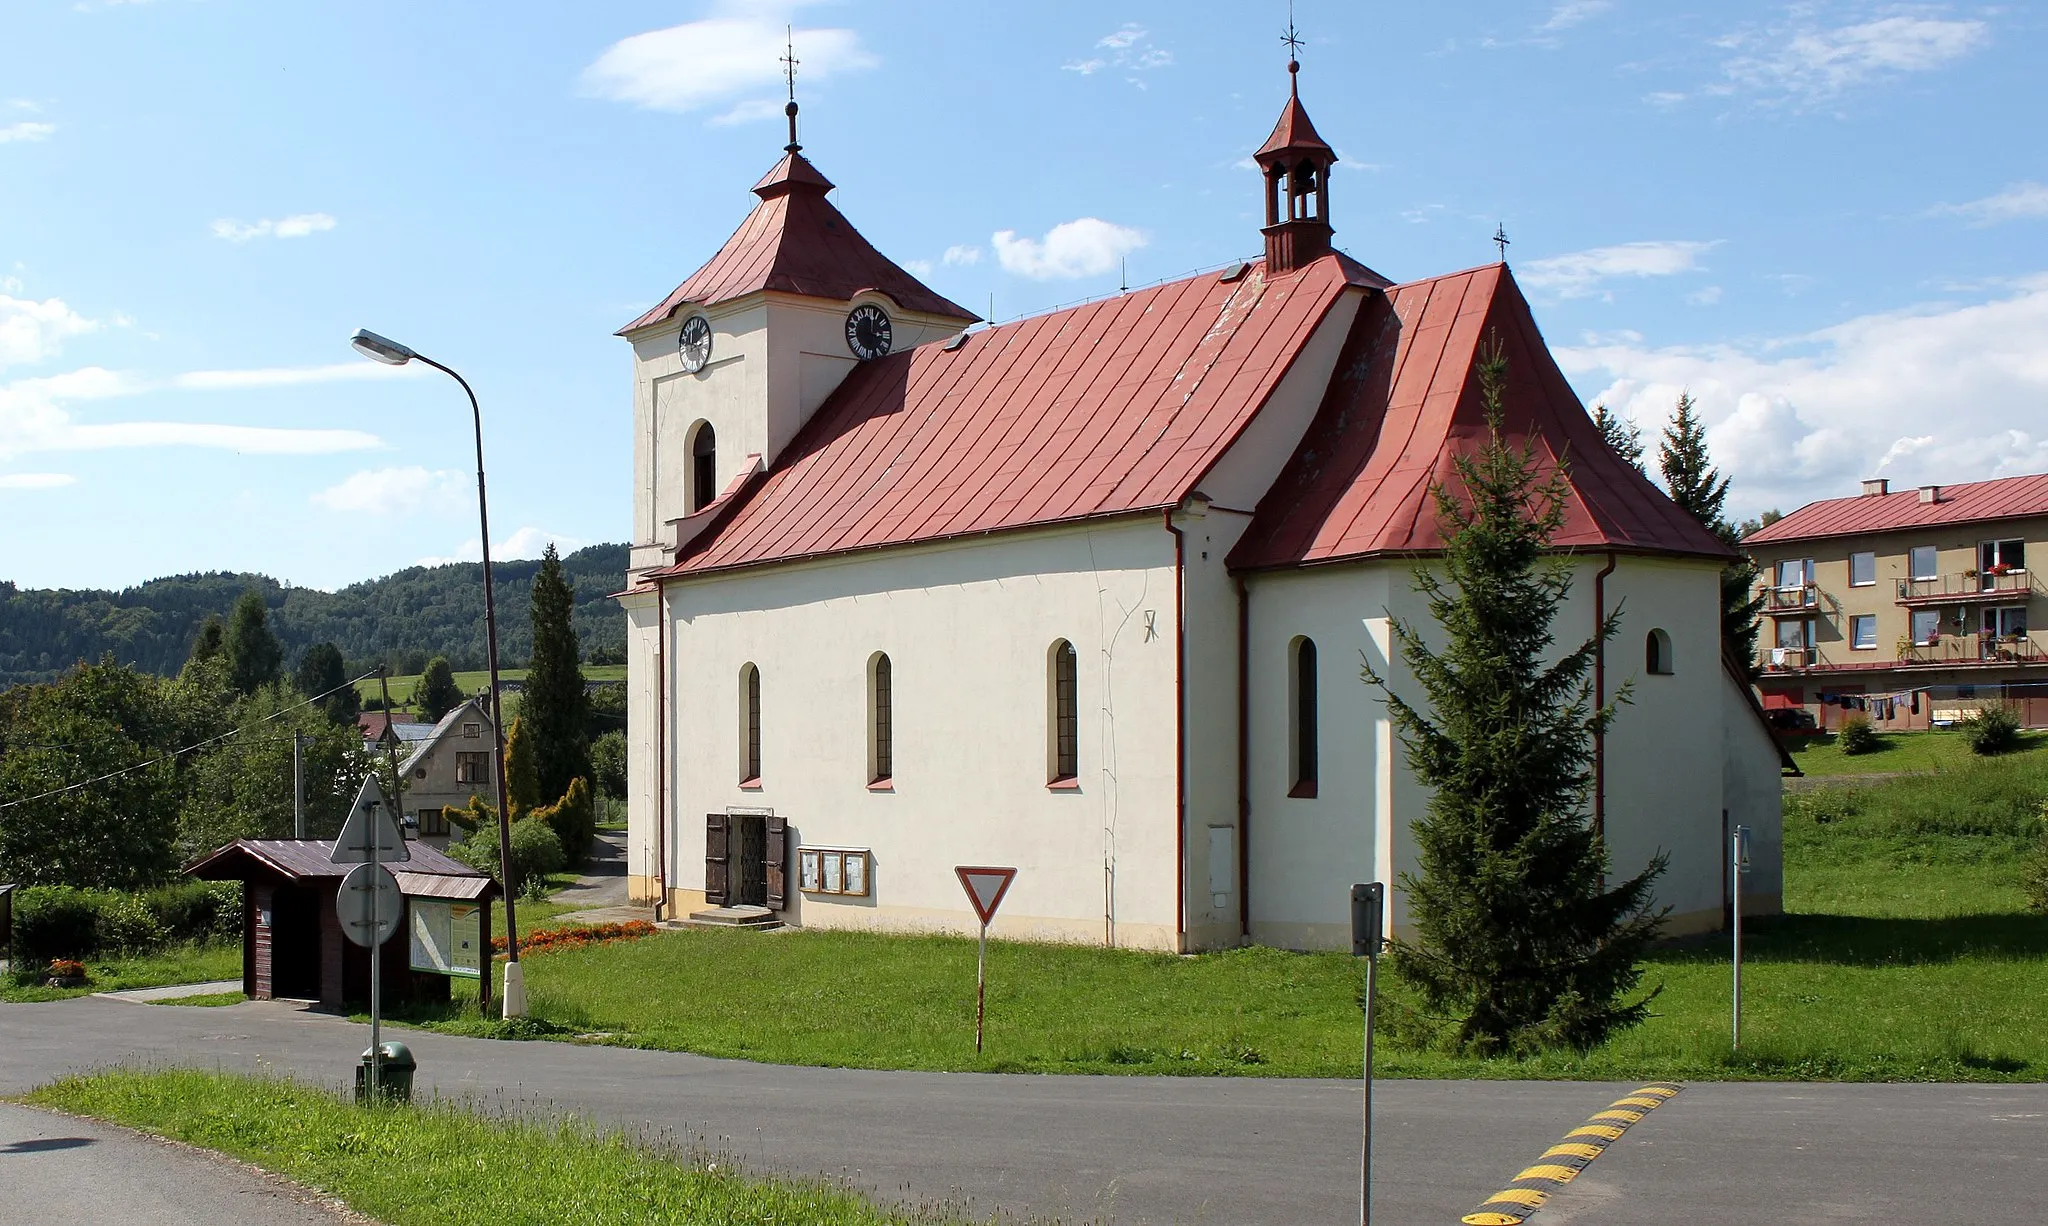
[
  {"xmin": 740, "ymin": 663, "xmax": 761, "ymax": 783},
  {"xmin": 1911, "ymin": 609, "xmax": 1942, "ymax": 645},
  {"xmin": 1850, "ymin": 615, "xmax": 1878, "ymax": 651},
  {"xmin": 1646, "ymin": 629, "xmax": 1674, "ymax": 675},
  {"xmin": 1776, "ymin": 619, "xmax": 1811, "ymax": 649},
  {"xmin": 1049, "ymin": 639, "xmax": 1078, "ymax": 783},
  {"xmin": 868, "ymin": 652, "xmax": 893, "ymax": 785},
  {"xmin": 1849, "ymin": 552, "xmax": 1876, "ymax": 587},
  {"xmin": 1983, "ymin": 606, "xmax": 2028, "ymax": 639},
  {"xmin": 1980, "ymin": 539, "xmax": 2025, "ymax": 590},
  {"xmin": 1776, "ymin": 558, "xmax": 1813, "ymax": 589},
  {"xmin": 1909, "ymin": 546, "xmax": 1938, "ymax": 581},
  {"xmin": 455, "ymin": 751, "xmax": 489, "ymax": 783},
  {"xmin": 418, "ymin": 807, "xmax": 449, "ymax": 837},
  {"xmin": 690, "ymin": 421, "xmax": 718, "ymax": 512},
  {"xmin": 1289, "ymin": 637, "xmax": 1318, "ymax": 797},
  {"xmin": 462, "ymin": 722, "xmax": 481, "ymax": 739}
]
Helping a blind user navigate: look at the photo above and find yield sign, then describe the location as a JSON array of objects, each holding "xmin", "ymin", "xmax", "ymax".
[
  {"xmin": 955, "ymin": 866, "xmax": 1017, "ymax": 926},
  {"xmin": 330, "ymin": 775, "xmax": 410, "ymax": 864}
]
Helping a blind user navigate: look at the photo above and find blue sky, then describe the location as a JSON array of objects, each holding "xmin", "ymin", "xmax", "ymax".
[{"xmin": 2, "ymin": 0, "xmax": 2042, "ymax": 590}]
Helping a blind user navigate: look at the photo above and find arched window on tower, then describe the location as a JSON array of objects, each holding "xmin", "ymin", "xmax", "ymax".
[
  {"xmin": 1290, "ymin": 637, "xmax": 1319, "ymax": 797},
  {"xmin": 691, "ymin": 421, "xmax": 718, "ymax": 513},
  {"xmin": 1646, "ymin": 629, "xmax": 1675, "ymax": 676},
  {"xmin": 739, "ymin": 662, "xmax": 761, "ymax": 783},
  {"xmin": 868, "ymin": 652, "xmax": 893, "ymax": 786},
  {"xmin": 1048, "ymin": 639, "xmax": 1078, "ymax": 785}
]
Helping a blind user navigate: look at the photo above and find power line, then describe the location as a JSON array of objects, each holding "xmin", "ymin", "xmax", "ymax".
[{"xmin": 0, "ymin": 670, "xmax": 380, "ymax": 814}]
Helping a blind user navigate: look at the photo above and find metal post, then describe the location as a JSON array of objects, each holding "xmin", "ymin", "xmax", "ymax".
[
  {"xmin": 292, "ymin": 733, "xmax": 307, "ymax": 839},
  {"xmin": 368, "ymin": 797, "xmax": 382, "ymax": 1102},
  {"xmin": 1732, "ymin": 826, "xmax": 1745, "ymax": 1050},
  {"xmin": 1361, "ymin": 951, "xmax": 1378, "ymax": 1226},
  {"xmin": 376, "ymin": 670, "xmax": 404, "ymax": 839},
  {"xmin": 975, "ymin": 922, "xmax": 989, "ymax": 1054}
]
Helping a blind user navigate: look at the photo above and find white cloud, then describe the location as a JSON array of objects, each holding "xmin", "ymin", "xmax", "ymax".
[
  {"xmin": 417, "ymin": 526, "xmax": 583, "ymax": 567},
  {"xmin": 1063, "ymin": 23, "xmax": 1173, "ymax": 77},
  {"xmin": 1686, "ymin": 285, "xmax": 1724, "ymax": 306},
  {"xmin": 0, "ymin": 121, "xmax": 56, "ymax": 143},
  {"xmin": 1721, "ymin": 14, "xmax": 1988, "ymax": 103},
  {"xmin": 0, "ymin": 294, "xmax": 98, "ymax": 368},
  {"xmin": 172, "ymin": 362, "xmax": 424, "ymax": 391},
  {"xmin": 943, "ymin": 244, "xmax": 983, "ymax": 267},
  {"xmin": 0, "ymin": 472, "xmax": 75, "ymax": 491},
  {"xmin": 580, "ymin": 18, "xmax": 875, "ymax": 116},
  {"xmin": 210, "ymin": 213, "xmax": 337, "ymax": 242},
  {"xmin": 1520, "ymin": 240, "xmax": 1719, "ymax": 298},
  {"xmin": 311, "ymin": 466, "xmax": 466, "ymax": 515},
  {"xmin": 1555, "ymin": 274, "xmax": 2048, "ymax": 518},
  {"xmin": 1931, "ymin": 182, "xmax": 2048, "ymax": 226},
  {"xmin": 1541, "ymin": 1, "xmax": 1613, "ymax": 32},
  {"xmin": 992, "ymin": 218, "xmax": 1146, "ymax": 280},
  {"xmin": 903, "ymin": 259, "xmax": 933, "ymax": 277}
]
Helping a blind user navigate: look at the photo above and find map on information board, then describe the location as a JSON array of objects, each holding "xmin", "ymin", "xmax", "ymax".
[{"xmin": 409, "ymin": 900, "xmax": 483, "ymax": 978}]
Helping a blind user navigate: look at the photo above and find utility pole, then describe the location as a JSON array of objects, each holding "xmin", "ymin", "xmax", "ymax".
[{"xmin": 292, "ymin": 732, "xmax": 309, "ymax": 839}]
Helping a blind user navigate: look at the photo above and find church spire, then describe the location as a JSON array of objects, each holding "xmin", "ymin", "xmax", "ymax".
[{"xmin": 1253, "ymin": 31, "xmax": 1337, "ymax": 275}]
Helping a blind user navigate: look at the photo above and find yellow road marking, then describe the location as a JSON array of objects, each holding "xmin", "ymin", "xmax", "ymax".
[{"xmin": 1461, "ymin": 1084, "xmax": 1684, "ymax": 1225}]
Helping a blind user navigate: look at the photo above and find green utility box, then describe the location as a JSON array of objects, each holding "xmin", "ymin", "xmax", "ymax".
[{"xmin": 354, "ymin": 1041, "xmax": 417, "ymax": 1103}]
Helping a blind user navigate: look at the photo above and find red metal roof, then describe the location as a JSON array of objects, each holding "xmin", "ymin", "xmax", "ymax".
[
  {"xmin": 1256, "ymin": 68, "xmax": 1335, "ymax": 162},
  {"xmin": 1744, "ymin": 472, "xmax": 2048, "ymax": 545},
  {"xmin": 185, "ymin": 838, "xmax": 486, "ymax": 884},
  {"xmin": 656, "ymin": 254, "xmax": 1379, "ymax": 578},
  {"xmin": 618, "ymin": 150, "xmax": 975, "ymax": 334},
  {"xmin": 1229, "ymin": 264, "xmax": 1734, "ymax": 569}
]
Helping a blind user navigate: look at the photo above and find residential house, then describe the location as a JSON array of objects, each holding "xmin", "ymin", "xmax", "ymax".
[
  {"xmin": 393, "ymin": 698, "xmax": 498, "ymax": 845},
  {"xmin": 358, "ymin": 710, "xmax": 436, "ymax": 756}
]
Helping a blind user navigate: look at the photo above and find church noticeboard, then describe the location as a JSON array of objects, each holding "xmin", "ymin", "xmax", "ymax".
[{"xmin": 409, "ymin": 900, "xmax": 483, "ymax": 979}]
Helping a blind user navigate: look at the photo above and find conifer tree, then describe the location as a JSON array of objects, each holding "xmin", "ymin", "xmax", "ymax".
[
  {"xmin": 1591, "ymin": 402, "xmax": 1645, "ymax": 474},
  {"xmin": 1658, "ymin": 392, "xmax": 1764, "ymax": 670},
  {"xmin": 522, "ymin": 543, "xmax": 592, "ymax": 810},
  {"xmin": 1363, "ymin": 341, "xmax": 1667, "ymax": 1056},
  {"xmin": 186, "ymin": 615, "xmax": 227, "ymax": 671},
  {"xmin": 416, "ymin": 656, "xmax": 463, "ymax": 722},
  {"xmin": 292, "ymin": 642, "xmax": 360, "ymax": 726},
  {"xmin": 222, "ymin": 591, "xmax": 283, "ymax": 696}
]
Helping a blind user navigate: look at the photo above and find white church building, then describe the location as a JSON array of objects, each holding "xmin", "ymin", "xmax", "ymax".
[{"xmin": 617, "ymin": 67, "xmax": 1791, "ymax": 952}]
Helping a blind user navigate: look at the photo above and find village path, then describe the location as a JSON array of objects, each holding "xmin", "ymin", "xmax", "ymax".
[
  {"xmin": 0, "ymin": 1101, "xmax": 358, "ymax": 1225},
  {"xmin": 1, "ymin": 996, "xmax": 2040, "ymax": 1225}
]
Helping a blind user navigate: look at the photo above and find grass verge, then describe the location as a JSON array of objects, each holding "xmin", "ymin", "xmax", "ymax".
[
  {"xmin": 23, "ymin": 1068, "xmax": 991, "ymax": 1225},
  {"xmin": 1, "ymin": 942, "xmax": 243, "ymax": 1003},
  {"xmin": 1787, "ymin": 727, "xmax": 2048, "ymax": 776},
  {"xmin": 157, "ymin": 991, "xmax": 248, "ymax": 1008}
]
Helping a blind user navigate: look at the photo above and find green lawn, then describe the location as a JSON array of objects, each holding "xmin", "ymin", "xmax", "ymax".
[
  {"xmin": 392, "ymin": 755, "xmax": 2048, "ymax": 1083},
  {"xmin": 159, "ymin": 991, "xmax": 248, "ymax": 1007},
  {"xmin": 24, "ymin": 1068, "xmax": 990, "ymax": 1226},
  {"xmin": 0, "ymin": 942, "xmax": 243, "ymax": 1003},
  {"xmin": 357, "ymin": 666, "xmax": 626, "ymax": 720},
  {"xmin": 1788, "ymin": 727, "xmax": 2048, "ymax": 776}
]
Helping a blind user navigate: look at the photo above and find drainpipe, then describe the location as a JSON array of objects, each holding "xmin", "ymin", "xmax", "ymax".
[
  {"xmin": 1593, "ymin": 552, "xmax": 1618, "ymax": 841},
  {"xmin": 653, "ymin": 580, "xmax": 668, "ymax": 923},
  {"xmin": 1236, "ymin": 573, "xmax": 1251, "ymax": 941},
  {"xmin": 1164, "ymin": 511, "xmax": 1189, "ymax": 949}
]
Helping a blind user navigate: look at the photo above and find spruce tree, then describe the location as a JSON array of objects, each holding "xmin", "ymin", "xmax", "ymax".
[
  {"xmin": 1591, "ymin": 401, "xmax": 1645, "ymax": 474},
  {"xmin": 1658, "ymin": 392, "xmax": 1764, "ymax": 671},
  {"xmin": 522, "ymin": 543, "xmax": 592, "ymax": 809},
  {"xmin": 1363, "ymin": 341, "xmax": 1667, "ymax": 1057},
  {"xmin": 292, "ymin": 642, "xmax": 360, "ymax": 726},
  {"xmin": 416, "ymin": 656, "xmax": 463, "ymax": 722},
  {"xmin": 222, "ymin": 591, "xmax": 283, "ymax": 696},
  {"xmin": 187, "ymin": 615, "xmax": 226, "ymax": 670}
]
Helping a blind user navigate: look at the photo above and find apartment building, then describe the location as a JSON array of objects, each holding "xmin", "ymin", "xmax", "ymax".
[{"xmin": 1744, "ymin": 474, "xmax": 2048, "ymax": 730}]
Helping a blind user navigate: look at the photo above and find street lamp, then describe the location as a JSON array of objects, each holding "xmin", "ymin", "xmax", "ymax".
[{"xmin": 351, "ymin": 327, "xmax": 527, "ymax": 1018}]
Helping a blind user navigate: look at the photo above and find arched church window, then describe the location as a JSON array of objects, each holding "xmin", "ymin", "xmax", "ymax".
[
  {"xmin": 868, "ymin": 652, "xmax": 893, "ymax": 785},
  {"xmin": 1646, "ymin": 629, "xmax": 1674, "ymax": 676},
  {"xmin": 691, "ymin": 422, "xmax": 718, "ymax": 513},
  {"xmin": 1290, "ymin": 637, "xmax": 1318, "ymax": 797},
  {"xmin": 1049, "ymin": 640, "xmax": 1078, "ymax": 784},
  {"xmin": 740, "ymin": 662, "xmax": 761, "ymax": 782}
]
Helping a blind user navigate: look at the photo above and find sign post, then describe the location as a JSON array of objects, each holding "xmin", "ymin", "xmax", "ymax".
[
  {"xmin": 954, "ymin": 866, "xmax": 1018, "ymax": 1054},
  {"xmin": 333, "ymin": 776, "xmax": 409, "ymax": 1100},
  {"xmin": 1731, "ymin": 824, "xmax": 1751, "ymax": 1050},
  {"xmin": 1352, "ymin": 881, "xmax": 1385, "ymax": 1226}
]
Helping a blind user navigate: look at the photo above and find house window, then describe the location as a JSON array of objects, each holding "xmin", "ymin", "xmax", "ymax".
[
  {"xmin": 868, "ymin": 652, "xmax": 893, "ymax": 785},
  {"xmin": 462, "ymin": 722, "xmax": 481, "ymax": 739},
  {"xmin": 1911, "ymin": 609, "xmax": 1941, "ymax": 645},
  {"xmin": 1850, "ymin": 615, "xmax": 1878, "ymax": 651},
  {"xmin": 1776, "ymin": 619, "xmax": 1811, "ymax": 649},
  {"xmin": 1646, "ymin": 628, "xmax": 1674, "ymax": 675},
  {"xmin": 1849, "ymin": 552, "xmax": 1876, "ymax": 587},
  {"xmin": 1980, "ymin": 539, "xmax": 2025, "ymax": 590},
  {"xmin": 1289, "ymin": 637, "xmax": 1318, "ymax": 797},
  {"xmin": 740, "ymin": 663, "xmax": 761, "ymax": 783},
  {"xmin": 1776, "ymin": 558, "xmax": 1813, "ymax": 589},
  {"xmin": 418, "ymin": 807, "xmax": 449, "ymax": 837},
  {"xmin": 691, "ymin": 421, "xmax": 718, "ymax": 512},
  {"xmin": 455, "ymin": 751, "xmax": 489, "ymax": 783},
  {"xmin": 1909, "ymin": 546, "xmax": 1938, "ymax": 581},
  {"xmin": 1049, "ymin": 639, "xmax": 1078, "ymax": 784},
  {"xmin": 1983, "ymin": 606, "xmax": 2028, "ymax": 639}
]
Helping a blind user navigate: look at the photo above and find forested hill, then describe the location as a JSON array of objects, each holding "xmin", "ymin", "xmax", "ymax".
[{"xmin": 0, "ymin": 543, "xmax": 628, "ymax": 688}]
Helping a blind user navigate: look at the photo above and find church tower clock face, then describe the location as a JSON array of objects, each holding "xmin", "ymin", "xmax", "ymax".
[
  {"xmin": 845, "ymin": 304, "xmax": 892, "ymax": 361},
  {"xmin": 677, "ymin": 314, "xmax": 713, "ymax": 373}
]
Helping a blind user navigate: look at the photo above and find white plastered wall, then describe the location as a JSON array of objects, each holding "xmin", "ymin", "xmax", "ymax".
[
  {"xmin": 622, "ymin": 589, "xmax": 661, "ymax": 903},
  {"xmin": 658, "ymin": 518, "xmax": 1185, "ymax": 950},
  {"xmin": 1723, "ymin": 668, "xmax": 1786, "ymax": 917}
]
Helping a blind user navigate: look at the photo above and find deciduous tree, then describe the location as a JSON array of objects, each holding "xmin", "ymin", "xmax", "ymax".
[
  {"xmin": 223, "ymin": 592, "xmax": 283, "ymax": 696},
  {"xmin": 415, "ymin": 656, "xmax": 463, "ymax": 723}
]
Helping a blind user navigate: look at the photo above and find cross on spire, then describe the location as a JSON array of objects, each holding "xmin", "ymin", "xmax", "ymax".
[
  {"xmin": 1281, "ymin": 0, "xmax": 1304, "ymax": 65},
  {"xmin": 781, "ymin": 26, "xmax": 802, "ymax": 152},
  {"xmin": 1493, "ymin": 223, "xmax": 1511, "ymax": 263}
]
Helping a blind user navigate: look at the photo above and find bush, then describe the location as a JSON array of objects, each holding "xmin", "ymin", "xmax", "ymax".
[
  {"xmin": 10, "ymin": 882, "xmax": 242, "ymax": 966},
  {"xmin": 590, "ymin": 731, "xmax": 627, "ymax": 800},
  {"xmin": 12, "ymin": 887, "xmax": 106, "ymax": 963},
  {"xmin": 1838, "ymin": 715, "xmax": 1879, "ymax": 755},
  {"xmin": 143, "ymin": 881, "xmax": 244, "ymax": 945},
  {"xmin": 452, "ymin": 817, "xmax": 564, "ymax": 898},
  {"xmin": 1964, "ymin": 705, "xmax": 2023, "ymax": 755}
]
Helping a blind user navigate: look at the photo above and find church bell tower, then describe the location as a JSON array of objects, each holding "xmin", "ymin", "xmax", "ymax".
[{"xmin": 1254, "ymin": 58, "xmax": 1337, "ymax": 274}]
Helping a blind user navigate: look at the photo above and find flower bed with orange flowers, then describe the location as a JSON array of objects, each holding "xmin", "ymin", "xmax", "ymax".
[{"xmin": 491, "ymin": 920, "xmax": 656, "ymax": 957}]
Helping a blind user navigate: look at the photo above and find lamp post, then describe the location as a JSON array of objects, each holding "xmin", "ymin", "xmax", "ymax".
[{"xmin": 350, "ymin": 328, "xmax": 526, "ymax": 1017}]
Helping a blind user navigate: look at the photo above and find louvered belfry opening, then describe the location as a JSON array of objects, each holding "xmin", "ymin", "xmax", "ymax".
[{"xmin": 1254, "ymin": 61, "xmax": 1337, "ymax": 274}]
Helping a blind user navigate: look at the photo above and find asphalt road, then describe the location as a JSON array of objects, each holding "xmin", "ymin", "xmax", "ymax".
[
  {"xmin": 2, "ymin": 996, "xmax": 2041, "ymax": 1225},
  {"xmin": 0, "ymin": 1101, "xmax": 352, "ymax": 1225}
]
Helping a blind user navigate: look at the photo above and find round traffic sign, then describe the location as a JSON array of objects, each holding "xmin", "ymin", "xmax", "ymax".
[{"xmin": 336, "ymin": 863, "xmax": 401, "ymax": 948}]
